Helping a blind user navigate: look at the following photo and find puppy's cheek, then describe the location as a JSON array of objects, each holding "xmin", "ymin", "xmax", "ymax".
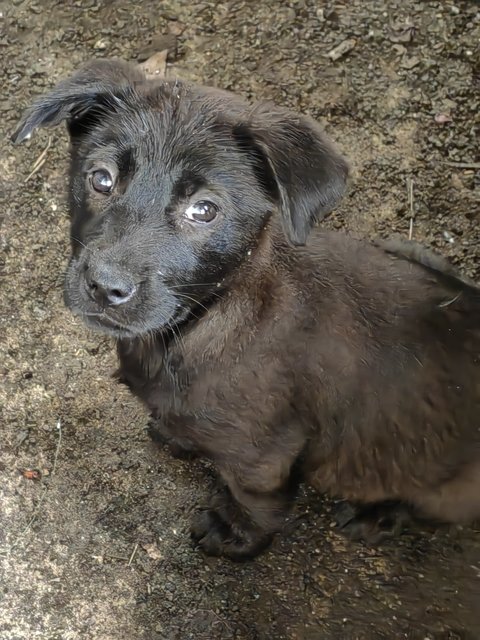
[
  {"xmin": 143, "ymin": 297, "xmax": 179, "ymax": 332},
  {"xmin": 117, "ymin": 291, "xmax": 173, "ymax": 335}
]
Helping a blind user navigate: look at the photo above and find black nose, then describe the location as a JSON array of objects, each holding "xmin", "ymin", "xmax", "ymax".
[{"xmin": 84, "ymin": 262, "xmax": 136, "ymax": 307}]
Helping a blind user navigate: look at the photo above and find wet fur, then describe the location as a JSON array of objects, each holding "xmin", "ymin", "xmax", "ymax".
[{"xmin": 14, "ymin": 60, "xmax": 480, "ymax": 559}]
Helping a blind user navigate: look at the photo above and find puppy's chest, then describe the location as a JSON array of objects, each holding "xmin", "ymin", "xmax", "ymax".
[{"xmin": 118, "ymin": 340, "xmax": 252, "ymax": 418}]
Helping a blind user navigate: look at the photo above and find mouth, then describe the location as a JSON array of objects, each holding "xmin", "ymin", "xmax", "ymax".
[
  {"xmin": 74, "ymin": 309, "xmax": 138, "ymax": 338},
  {"xmin": 65, "ymin": 268, "xmax": 216, "ymax": 340},
  {"xmin": 70, "ymin": 305, "xmax": 186, "ymax": 339},
  {"xmin": 72, "ymin": 301, "xmax": 206, "ymax": 340}
]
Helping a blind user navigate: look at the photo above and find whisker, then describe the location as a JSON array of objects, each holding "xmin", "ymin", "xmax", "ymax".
[
  {"xmin": 167, "ymin": 318, "xmax": 185, "ymax": 356},
  {"xmin": 168, "ymin": 283, "xmax": 224, "ymax": 300},
  {"xmin": 70, "ymin": 236, "xmax": 90, "ymax": 251},
  {"xmin": 173, "ymin": 292, "xmax": 211, "ymax": 314},
  {"xmin": 175, "ymin": 302, "xmax": 202, "ymax": 323},
  {"xmin": 169, "ymin": 282, "xmax": 217, "ymax": 288},
  {"xmin": 84, "ymin": 309, "xmax": 132, "ymax": 332}
]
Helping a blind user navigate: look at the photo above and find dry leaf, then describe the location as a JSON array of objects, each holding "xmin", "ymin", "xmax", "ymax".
[
  {"xmin": 137, "ymin": 34, "xmax": 177, "ymax": 63},
  {"xmin": 139, "ymin": 51, "xmax": 168, "ymax": 79},
  {"xmin": 21, "ymin": 469, "xmax": 41, "ymax": 480},
  {"xmin": 142, "ymin": 542, "xmax": 163, "ymax": 560}
]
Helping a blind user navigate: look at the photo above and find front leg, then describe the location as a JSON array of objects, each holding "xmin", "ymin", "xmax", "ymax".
[
  {"xmin": 191, "ymin": 474, "xmax": 299, "ymax": 560},
  {"xmin": 156, "ymin": 411, "xmax": 305, "ymax": 559},
  {"xmin": 147, "ymin": 416, "xmax": 199, "ymax": 460}
]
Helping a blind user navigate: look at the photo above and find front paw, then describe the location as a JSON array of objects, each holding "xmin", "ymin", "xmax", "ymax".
[
  {"xmin": 147, "ymin": 419, "xmax": 198, "ymax": 460},
  {"xmin": 191, "ymin": 507, "xmax": 273, "ymax": 561}
]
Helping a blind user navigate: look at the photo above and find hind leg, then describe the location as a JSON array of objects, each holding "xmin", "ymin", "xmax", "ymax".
[
  {"xmin": 412, "ymin": 460, "xmax": 480, "ymax": 525},
  {"xmin": 336, "ymin": 461, "xmax": 480, "ymax": 543},
  {"xmin": 334, "ymin": 500, "xmax": 412, "ymax": 544}
]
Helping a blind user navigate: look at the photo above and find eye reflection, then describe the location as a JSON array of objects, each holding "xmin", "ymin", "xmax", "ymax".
[
  {"xmin": 91, "ymin": 169, "xmax": 114, "ymax": 194},
  {"xmin": 185, "ymin": 200, "xmax": 218, "ymax": 223}
]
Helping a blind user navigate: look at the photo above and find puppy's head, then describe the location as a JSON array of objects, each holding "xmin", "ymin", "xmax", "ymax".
[{"xmin": 13, "ymin": 59, "xmax": 348, "ymax": 338}]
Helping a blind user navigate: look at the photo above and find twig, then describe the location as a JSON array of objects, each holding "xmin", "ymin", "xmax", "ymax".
[
  {"xmin": 24, "ymin": 158, "xmax": 47, "ymax": 183},
  {"xmin": 6, "ymin": 420, "xmax": 62, "ymax": 552},
  {"xmin": 127, "ymin": 542, "xmax": 139, "ymax": 566},
  {"xmin": 441, "ymin": 161, "xmax": 480, "ymax": 169},
  {"xmin": 24, "ymin": 136, "xmax": 52, "ymax": 183},
  {"xmin": 406, "ymin": 177, "xmax": 414, "ymax": 241},
  {"xmin": 50, "ymin": 419, "xmax": 63, "ymax": 476},
  {"xmin": 197, "ymin": 609, "xmax": 234, "ymax": 633}
]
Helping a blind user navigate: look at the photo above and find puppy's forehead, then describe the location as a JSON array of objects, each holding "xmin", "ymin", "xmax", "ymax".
[
  {"xmin": 121, "ymin": 82, "xmax": 240, "ymax": 143},
  {"xmin": 87, "ymin": 81, "xmax": 249, "ymax": 179}
]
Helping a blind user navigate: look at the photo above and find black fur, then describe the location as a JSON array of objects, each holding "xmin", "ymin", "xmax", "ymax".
[{"xmin": 14, "ymin": 59, "xmax": 480, "ymax": 560}]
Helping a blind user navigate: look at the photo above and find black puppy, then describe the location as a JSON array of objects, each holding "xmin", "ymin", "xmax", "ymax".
[{"xmin": 14, "ymin": 59, "xmax": 480, "ymax": 560}]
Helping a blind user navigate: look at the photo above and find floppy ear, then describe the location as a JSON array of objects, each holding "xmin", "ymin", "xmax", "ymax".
[
  {"xmin": 234, "ymin": 104, "xmax": 349, "ymax": 245},
  {"xmin": 11, "ymin": 58, "xmax": 145, "ymax": 144}
]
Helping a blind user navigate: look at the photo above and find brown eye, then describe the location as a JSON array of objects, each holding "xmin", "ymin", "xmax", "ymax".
[
  {"xmin": 91, "ymin": 169, "xmax": 114, "ymax": 194},
  {"xmin": 185, "ymin": 200, "xmax": 219, "ymax": 223}
]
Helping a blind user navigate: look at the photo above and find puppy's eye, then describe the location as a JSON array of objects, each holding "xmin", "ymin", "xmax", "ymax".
[
  {"xmin": 185, "ymin": 200, "xmax": 218, "ymax": 224},
  {"xmin": 91, "ymin": 169, "xmax": 114, "ymax": 194}
]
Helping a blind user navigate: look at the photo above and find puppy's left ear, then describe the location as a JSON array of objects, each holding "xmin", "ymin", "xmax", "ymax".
[
  {"xmin": 234, "ymin": 104, "xmax": 349, "ymax": 245},
  {"xmin": 11, "ymin": 59, "xmax": 145, "ymax": 144}
]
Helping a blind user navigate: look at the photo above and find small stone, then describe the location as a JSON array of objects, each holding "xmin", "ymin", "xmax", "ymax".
[
  {"xmin": 401, "ymin": 56, "xmax": 420, "ymax": 69},
  {"xmin": 94, "ymin": 39, "xmax": 108, "ymax": 50},
  {"xmin": 443, "ymin": 231, "xmax": 455, "ymax": 244},
  {"xmin": 327, "ymin": 39, "xmax": 356, "ymax": 61},
  {"xmin": 434, "ymin": 113, "xmax": 452, "ymax": 124},
  {"xmin": 168, "ymin": 21, "xmax": 186, "ymax": 36}
]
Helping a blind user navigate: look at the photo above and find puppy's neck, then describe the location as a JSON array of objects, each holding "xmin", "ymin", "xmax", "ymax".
[
  {"xmin": 178, "ymin": 224, "xmax": 289, "ymax": 361},
  {"xmin": 118, "ymin": 222, "xmax": 287, "ymax": 378}
]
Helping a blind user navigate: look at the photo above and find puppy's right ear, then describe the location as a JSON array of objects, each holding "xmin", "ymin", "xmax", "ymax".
[
  {"xmin": 233, "ymin": 104, "xmax": 349, "ymax": 246},
  {"xmin": 11, "ymin": 59, "xmax": 145, "ymax": 144}
]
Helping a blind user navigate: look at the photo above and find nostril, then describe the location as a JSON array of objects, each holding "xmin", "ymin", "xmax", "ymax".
[
  {"xmin": 106, "ymin": 284, "xmax": 137, "ymax": 306},
  {"xmin": 83, "ymin": 263, "xmax": 136, "ymax": 306}
]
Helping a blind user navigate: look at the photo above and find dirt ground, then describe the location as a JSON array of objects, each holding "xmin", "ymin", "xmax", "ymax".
[{"xmin": 1, "ymin": 1, "xmax": 479, "ymax": 638}]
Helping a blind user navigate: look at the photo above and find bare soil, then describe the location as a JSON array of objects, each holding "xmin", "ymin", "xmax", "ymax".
[{"xmin": 1, "ymin": 1, "xmax": 479, "ymax": 639}]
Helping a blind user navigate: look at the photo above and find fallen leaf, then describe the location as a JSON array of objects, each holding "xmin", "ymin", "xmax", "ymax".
[
  {"xmin": 142, "ymin": 542, "xmax": 163, "ymax": 560},
  {"xmin": 139, "ymin": 50, "xmax": 168, "ymax": 79},
  {"xmin": 137, "ymin": 34, "xmax": 177, "ymax": 62},
  {"xmin": 21, "ymin": 469, "xmax": 41, "ymax": 480}
]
